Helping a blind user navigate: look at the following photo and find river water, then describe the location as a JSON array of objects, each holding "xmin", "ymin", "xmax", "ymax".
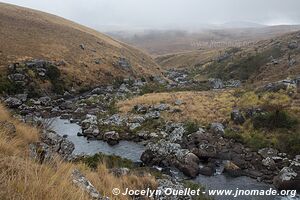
[
  {"xmin": 50, "ymin": 118, "xmax": 299, "ymax": 200},
  {"xmin": 49, "ymin": 118, "xmax": 145, "ymax": 162}
]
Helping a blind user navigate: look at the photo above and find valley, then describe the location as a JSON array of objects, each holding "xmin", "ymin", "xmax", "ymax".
[{"xmin": 0, "ymin": 2, "xmax": 300, "ymax": 200}]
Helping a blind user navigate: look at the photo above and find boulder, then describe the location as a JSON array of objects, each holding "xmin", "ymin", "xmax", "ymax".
[
  {"xmin": 231, "ymin": 109, "xmax": 245, "ymax": 125},
  {"xmin": 129, "ymin": 123, "xmax": 141, "ymax": 131},
  {"xmin": 209, "ymin": 78, "xmax": 224, "ymax": 89},
  {"xmin": 168, "ymin": 126, "xmax": 185, "ymax": 143},
  {"xmin": 224, "ymin": 161, "xmax": 242, "ymax": 177},
  {"xmin": 258, "ymin": 148, "xmax": 278, "ymax": 159},
  {"xmin": 288, "ymin": 41, "xmax": 298, "ymax": 50},
  {"xmin": 199, "ymin": 166, "xmax": 215, "ymax": 176},
  {"xmin": 210, "ymin": 123, "xmax": 225, "ymax": 135},
  {"xmin": 145, "ymin": 111, "xmax": 160, "ymax": 120},
  {"xmin": 118, "ymin": 57, "xmax": 131, "ymax": 68},
  {"xmin": 174, "ymin": 99, "xmax": 183, "ymax": 105},
  {"xmin": 134, "ymin": 104, "xmax": 149, "ymax": 114},
  {"xmin": 8, "ymin": 73, "xmax": 26, "ymax": 81},
  {"xmin": 262, "ymin": 157, "xmax": 276, "ymax": 168},
  {"xmin": 273, "ymin": 167, "xmax": 300, "ymax": 190},
  {"xmin": 153, "ymin": 104, "xmax": 170, "ymax": 111},
  {"xmin": 72, "ymin": 169, "xmax": 109, "ymax": 200},
  {"xmin": 103, "ymin": 131, "xmax": 120, "ymax": 145},
  {"xmin": 15, "ymin": 94, "xmax": 28, "ymax": 102},
  {"xmin": 40, "ymin": 130, "xmax": 75, "ymax": 158},
  {"xmin": 130, "ymin": 116, "xmax": 145, "ymax": 124},
  {"xmin": 5, "ymin": 97, "xmax": 22, "ymax": 108},
  {"xmin": 177, "ymin": 153, "xmax": 200, "ymax": 178}
]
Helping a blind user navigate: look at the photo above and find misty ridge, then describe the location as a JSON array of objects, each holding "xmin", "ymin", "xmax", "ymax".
[{"xmin": 1, "ymin": 1, "xmax": 300, "ymax": 200}]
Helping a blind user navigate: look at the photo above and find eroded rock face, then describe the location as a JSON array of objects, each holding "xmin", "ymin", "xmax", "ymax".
[{"xmin": 72, "ymin": 169, "xmax": 109, "ymax": 200}]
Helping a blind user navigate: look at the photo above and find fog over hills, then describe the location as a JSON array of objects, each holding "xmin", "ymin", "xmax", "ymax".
[{"xmin": 1, "ymin": 0, "xmax": 300, "ymax": 31}]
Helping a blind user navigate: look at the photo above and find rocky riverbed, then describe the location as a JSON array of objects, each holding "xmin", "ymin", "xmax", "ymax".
[{"xmin": 1, "ymin": 61, "xmax": 300, "ymax": 199}]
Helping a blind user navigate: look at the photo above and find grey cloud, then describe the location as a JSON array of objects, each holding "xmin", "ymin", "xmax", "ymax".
[{"xmin": 1, "ymin": 0, "xmax": 300, "ymax": 30}]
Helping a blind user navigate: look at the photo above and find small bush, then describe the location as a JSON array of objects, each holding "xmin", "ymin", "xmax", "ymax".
[
  {"xmin": 0, "ymin": 75, "xmax": 23, "ymax": 94},
  {"xmin": 244, "ymin": 132, "xmax": 270, "ymax": 151},
  {"xmin": 80, "ymin": 153, "xmax": 134, "ymax": 169},
  {"xmin": 184, "ymin": 121, "xmax": 200, "ymax": 135},
  {"xmin": 224, "ymin": 129, "xmax": 244, "ymax": 143},
  {"xmin": 253, "ymin": 111, "xmax": 298, "ymax": 130},
  {"xmin": 276, "ymin": 131, "xmax": 300, "ymax": 156}
]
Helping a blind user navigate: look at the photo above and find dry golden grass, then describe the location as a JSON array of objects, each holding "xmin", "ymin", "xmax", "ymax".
[
  {"xmin": 118, "ymin": 90, "xmax": 237, "ymax": 124},
  {"xmin": 155, "ymin": 49, "xmax": 220, "ymax": 69},
  {"xmin": 0, "ymin": 2, "xmax": 162, "ymax": 88},
  {"xmin": 0, "ymin": 104, "xmax": 156, "ymax": 200}
]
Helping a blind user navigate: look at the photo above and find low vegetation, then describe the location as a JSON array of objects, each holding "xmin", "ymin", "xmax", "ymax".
[
  {"xmin": 118, "ymin": 90, "xmax": 237, "ymax": 125},
  {"xmin": 205, "ymin": 47, "xmax": 282, "ymax": 81},
  {"xmin": 225, "ymin": 91, "xmax": 300, "ymax": 155}
]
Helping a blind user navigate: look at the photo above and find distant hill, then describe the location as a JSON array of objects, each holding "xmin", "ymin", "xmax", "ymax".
[
  {"xmin": 192, "ymin": 31, "xmax": 300, "ymax": 86},
  {"xmin": 0, "ymin": 3, "xmax": 162, "ymax": 91},
  {"xmin": 108, "ymin": 25, "xmax": 300, "ymax": 56}
]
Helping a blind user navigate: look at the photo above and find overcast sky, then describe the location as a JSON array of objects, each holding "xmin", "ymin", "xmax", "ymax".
[{"xmin": 2, "ymin": 0, "xmax": 300, "ymax": 31}]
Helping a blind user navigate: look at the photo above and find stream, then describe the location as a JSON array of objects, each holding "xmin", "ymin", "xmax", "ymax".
[
  {"xmin": 50, "ymin": 118, "xmax": 299, "ymax": 200},
  {"xmin": 49, "ymin": 118, "xmax": 145, "ymax": 162}
]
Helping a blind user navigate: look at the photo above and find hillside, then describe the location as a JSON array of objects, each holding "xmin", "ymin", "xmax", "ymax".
[
  {"xmin": 155, "ymin": 49, "xmax": 220, "ymax": 69},
  {"xmin": 197, "ymin": 31, "xmax": 300, "ymax": 86},
  {"xmin": 156, "ymin": 31, "xmax": 300, "ymax": 87},
  {"xmin": 0, "ymin": 3, "xmax": 162, "ymax": 92}
]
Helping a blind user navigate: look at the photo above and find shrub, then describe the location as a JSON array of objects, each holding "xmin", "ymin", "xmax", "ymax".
[
  {"xmin": 184, "ymin": 121, "xmax": 200, "ymax": 135},
  {"xmin": 244, "ymin": 132, "xmax": 270, "ymax": 151},
  {"xmin": 276, "ymin": 131, "xmax": 300, "ymax": 156},
  {"xmin": 252, "ymin": 111, "xmax": 298, "ymax": 130},
  {"xmin": 0, "ymin": 75, "xmax": 23, "ymax": 94},
  {"xmin": 224, "ymin": 129, "xmax": 244, "ymax": 143},
  {"xmin": 80, "ymin": 153, "xmax": 134, "ymax": 170}
]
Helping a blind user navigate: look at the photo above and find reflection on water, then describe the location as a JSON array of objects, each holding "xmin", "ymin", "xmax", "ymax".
[{"xmin": 49, "ymin": 118, "xmax": 145, "ymax": 162}]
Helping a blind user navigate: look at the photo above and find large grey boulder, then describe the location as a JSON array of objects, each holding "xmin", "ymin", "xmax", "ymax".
[
  {"xmin": 141, "ymin": 140, "xmax": 200, "ymax": 178},
  {"xmin": 258, "ymin": 148, "xmax": 278, "ymax": 159},
  {"xmin": 210, "ymin": 123, "xmax": 225, "ymax": 135},
  {"xmin": 39, "ymin": 96, "xmax": 52, "ymax": 106},
  {"xmin": 288, "ymin": 41, "xmax": 298, "ymax": 50},
  {"xmin": 40, "ymin": 130, "xmax": 75, "ymax": 157}
]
